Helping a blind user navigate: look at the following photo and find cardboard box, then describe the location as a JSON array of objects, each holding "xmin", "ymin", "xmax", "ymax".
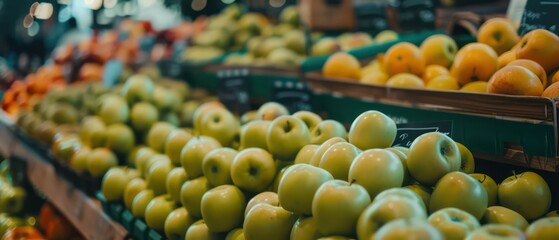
[{"xmin": 298, "ymin": 0, "xmax": 356, "ymax": 31}]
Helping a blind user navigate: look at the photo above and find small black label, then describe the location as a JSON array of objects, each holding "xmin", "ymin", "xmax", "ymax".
[
  {"xmin": 392, "ymin": 120, "xmax": 453, "ymax": 148},
  {"xmin": 389, "ymin": 0, "xmax": 436, "ymax": 32},
  {"xmin": 218, "ymin": 68, "xmax": 251, "ymax": 115},
  {"xmin": 353, "ymin": 1, "xmax": 389, "ymax": 34},
  {"xmin": 273, "ymin": 81, "xmax": 313, "ymax": 113},
  {"xmin": 519, "ymin": 0, "xmax": 559, "ymax": 36}
]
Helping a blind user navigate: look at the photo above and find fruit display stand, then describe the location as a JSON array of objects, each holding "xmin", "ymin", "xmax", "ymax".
[{"xmin": 0, "ymin": 111, "xmax": 129, "ymax": 240}]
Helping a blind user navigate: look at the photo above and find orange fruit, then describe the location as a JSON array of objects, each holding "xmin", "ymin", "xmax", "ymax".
[
  {"xmin": 497, "ymin": 50, "xmax": 516, "ymax": 69},
  {"xmin": 460, "ymin": 81, "xmax": 488, "ymax": 93},
  {"xmin": 551, "ymin": 71, "xmax": 559, "ymax": 84},
  {"xmin": 422, "ymin": 65, "xmax": 449, "ymax": 84},
  {"xmin": 477, "ymin": 18, "xmax": 520, "ymax": 55},
  {"xmin": 542, "ymin": 81, "xmax": 559, "ymax": 98},
  {"xmin": 487, "ymin": 65, "xmax": 543, "ymax": 96},
  {"xmin": 507, "ymin": 59, "xmax": 547, "ymax": 87},
  {"xmin": 450, "ymin": 43, "xmax": 498, "ymax": 85},
  {"xmin": 360, "ymin": 71, "xmax": 389, "ymax": 85},
  {"xmin": 386, "ymin": 73, "xmax": 425, "ymax": 89},
  {"xmin": 426, "ymin": 75, "xmax": 460, "ymax": 91},
  {"xmin": 383, "ymin": 42, "xmax": 425, "ymax": 76},
  {"xmin": 515, "ymin": 29, "xmax": 559, "ymax": 72},
  {"xmin": 322, "ymin": 52, "xmax": 361, "ymax": 80}
]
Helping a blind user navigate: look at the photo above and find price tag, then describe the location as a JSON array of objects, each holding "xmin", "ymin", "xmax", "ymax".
[
  {"xmin": 392, "ymin": 121, "xmax": 453, "ymax": 148},
  {"xmin": 353, "ymin": 0, "xmax": 389, "ymax": 34},
  {"xmin": 217, "ymin": 69, "xmax": 251, "ymax": 115},
  {"xmin": 273, "ymin": 81, "xmax": 313, "ymax": 113},
  {"xmin": 388, "ymin": 0, "xmax": 436, "ymax": 32},
  {"xmin": 102, "ymin": 60, "xmax": 123, "ymax": 87},
  {"xmin": 518, "ymin": 0, "xmax": 559, "ymax": 36}
]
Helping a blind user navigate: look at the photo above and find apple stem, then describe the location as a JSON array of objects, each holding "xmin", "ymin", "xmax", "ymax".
[
  {"xmin": 512, "ymin": 170, "xmax": 517, "ymax": 179},
  {"xmin": 481, "ymin": 175, "xmax": 486, "ymax": 183},
  {"xmin": 350, "ymin": 179, "xmax": 356, "ymax": 185}
]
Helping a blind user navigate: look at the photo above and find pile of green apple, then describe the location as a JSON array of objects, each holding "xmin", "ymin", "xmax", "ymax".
[
  {"xmin": 99, "ymin": 96, "xmax": 557, "ymax": 239},
  {"xmin": 0, "ymin": 160, "xmax": 37, "ymax": 237}
]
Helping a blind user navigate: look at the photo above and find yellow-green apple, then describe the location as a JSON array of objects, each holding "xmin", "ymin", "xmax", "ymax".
[
  {"xmin": 70, "ymin": 147, "xmax": 91, "ymax": 172},
  {"xmin": 180, "ymin": 136, "xmax": 222, "ymax": 179},
  {"xmin": 309, "ymin": 137, "xmax": 347, "ymax": 166},
  {"xmin": 385, "ymin": 148, "xmax": 411, "ymax": 185},
  {"xmin": 128, "ymin": 146, "xmax": 150, "ymax": 168},
  {"xmin": 407, "ymin": 132, "xmax": 461, "ymax": 186},
  {"xmin": 278, "ymin": 164, "xmax": 333, "ymax": 215},
  {"xmin": 374, "ymin": 219, "xmax": 444, "ymax": 240},
  {"xmin": 272, "ymin": 164, "xmax": 292, "ymax": 192},
  {"xmin": 239, "ymin": 120, "xmax": 271, "ymax": 150},
  {"xmin": 477, "ymin": 18, "xmax": 520, "ymax": 55},
  {"xmin": 86, "ymin": 148, "xmax": 118, "ymax": 177},
  {"xmin": 291, "ymin": 216, "xmax": 321, "ymax": 240},
  {"xmin": 294, "ymin": 144, "xmax": 319, "ymax": 165},
  {"xmin": 230, "ymin": 148, "xmax": 276, "ymax": 193},
  {"xmin": 180, "ymin": 176, "xmax": 210, "ymax": 219},
  {"xmin": 179, "ymin": 101, "xmax": 200, "ymax": 127},
  {"xmin": 200, "ymin": 108, "xmax": 240, "ymax": 147},
  {"xmin": 143, "ymin": 154, "xmax": 172, "ymax": 178},
  {"xmin": 164, "ymin": 207, "xmax": 196, "ymax": 240},
  {"xmin": 465, "ymin": 224, "xmax": 525, "ymax": 240},
  {"xmin": 318, "ymin": 142, "xmax": 360, "ymax": 180},
  {"xmin": 121, "ymin": 74, "xmax": 155, "ymax": 104},
  {"xmin": 317, "ymin": 236, "xmax": 350, "ymax": 240},
  {"xmin": 375, "ymin": 30, "xmax": 399, "ymax": 43},
  {"xmin": 202, "ymin": 148, "xmax": 238, "ymax": 187},
  {"xmin": 166, "ymin": 167, "xmax": 188, "ymax": 204},
  {"xmin": 226, "ymin": 228, "xmax": 244, "ymax": 240},
  {"xmin": 192, "ymin": 101, "xmax": 225, "ymax": 134},
  {"xmin": 293, "ymin": 111, "xmax": 322, "ymax": 130},
  {"xmin": 185, "ymin": 220, "xmax": 226, "ymax": 240},
  {"xmin": 101, "ymin": 167, "xmax": 129, "ymax": 201},
  {"xmin": 312, "ymin": 179, "xmax": 371, "ymax": 236},
  {"xmin": 243, "ymin": 202, "xmax": 298, "ymax": 240},
  {"xmin": 146, "ymin": 160, "xmax": 172, "ymax": 196},
  {"xmin": 312, "ymin": 38, "xmax": 340, "ymax": 56},
  {"xmin": 97, "ymin": 94, "xmax": 129, "ymax": 125},
  {"xmin": 470, "ymin": 173, "xmax": 498, "ymax": 206},
  {"xmin": 256, "ymin": 102, "xmax": 289, "ymax": 120},
  {"xmin": 393, "ymin": 146, "xmax": 410, "ymax": 155},
  {"xmin": 357, "ymin": 196, "xmax": 427, "ymax": 239},
  {"xmin": 244, "ymin": 191, "xmax": 279, "ymax": 218},
  {"xmin": 201, "ymin": 185, "xmax": 246, "ymax": 232},
  {"xmin": 420, "ymin": 34, "xmax": 458, "ymax": 67},
  {"xmin": 124, "ymin": 178, "xmax": 147, "ymax": 210},
  {"xmin": 240, "ymin": 110, "xmax": 258, "ymax": 125},
  {"xmin": 498, "ymin": 171, "xmax": 551, "ymax": 220},
  {"xmin": 430, "ymin": 171, "xmax": 488, "ymax": 220},
  {"xmin": 146, "ymin": 122, "xmax": 177, "ymax": 152},
  {"xmin": 525, "ymin": 217, "xmax": 559, "ymax": 240},
  {"xmin": 105, "ymin": 123, "xmax": 135, "ymax": 156},
  {"xmin": 348, "ymin": 149, "xmax": 404, "ymax": 199},
  {"xmin": 135, "ymin": 148, "xmax": 156, "ymax": 178},
  {"xmin": 80, "ymin": 116, "xmax": 105, "ymax": 146},
  {"xmin": 266, "ymin": 116, "xmax": 311, "ymax": 161},
  {"xmin": 131, "ymin": 189, "xmax": 155, "ymax": 218},
  {"xmin": 457, "ymin": 142, "xmax": 475, "ymax": 174},
  {"xmin": 164, "ymin": 129, "xmax": 192, "ymax": 166},
  {"xmin": 481, "ymin": 206, "xmax": 528, "ymax": 230},
  {"xmin": 310, "ymin": 120, "xmax": 347, "ymax": 145},
  {"xmin": 348, "ymin": 110, "xmax": 397, "ymax": 150},
  {"xmin": 515, "ymin": 29, "xmax": 559, "ymax": 72},
  {"xmin": 404, "ymin": 183, "xmax": 432, "ymax": 209},
  {"xmin": 153, "ymin": 86, "xmax": 181, "ymax": 113},
  {"xmin": 145, "ymin": 194, "xmax": 177, "ymax": 231},
  {"xmin": 131, "ymin": 102, "xmax": 159, "ymax": 132},
  {"xmin": 428, "ymin": 207, "xmax": 480, "ymax": 240},
  {"xmin": 374, "ymin": 188, "xmax": 427, "ymax": 211}
]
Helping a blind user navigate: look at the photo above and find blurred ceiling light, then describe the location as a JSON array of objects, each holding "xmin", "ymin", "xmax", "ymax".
[
  {"xmin": 191, "ymin": 0, "xmax": 206, "ymax": 11},
  {"xmin": 28, "ymin": 21, "xmax": 40, "ymax": 36},
  {"xmin": 97, "ymin": 9, "xmax": 112, "ymax": 24},
  {"xmin": 270, "ymin": 0, "xmax": 286, "ymax": 8},
  {"xmin": 29, "ymin": 2, "xmax": 39, "ymax": 16},
  {"xmin": 138, "ymin": 0, "xmax": 156, "ymax": 8},
  {"xmin": 104, "ymin": 0, "xmax": 117, "ymax": 9},
  {"xmin": 222, "ymin": 0, "xmax": 235, "ymax": 4},
  {"xmin": 84, "ymin": 0, "xmax": 102, "ymax": 10},
  {"xmin": 23, "ymin": 14, "xmax": 34, "ymax": 28},
  {"xmin": 34, "ymin": 3, "xmax": 53, "ymax": 20},
  {"xmin": 58, "ymin": 6, "xmax": 72, "ymax": 22},
  {"xmin": 57, "ymin": 0, "xmax": 71, "ymax": 5},
  {"xmin": 104, "ymin": 7, "xmax": 116, "ymax": 18}
]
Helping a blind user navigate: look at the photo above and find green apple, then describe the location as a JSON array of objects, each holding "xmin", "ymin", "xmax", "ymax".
[
  {"xmin": 145, "ymin": 156, "xmax": 173, "ymax": 195},
  {"xmin": 256, "ymin": 102, "xmax": 289, "ymax": 121},
  {"xmin": 202, "ymin": 148, "xmax": 238, "ymax": 187},
  {"xmin": 309, "ymin": 137, "xmax": 347, "ymax": 166},
  {"xmin": 180, "ymin": 136, "xmax": 222, "ymax": 179},
  {"xmin": 394, "ymin": 146, "xmax": 410, "ymax": 155},
  {"xmin": 86, "ymin": 148, "xmax": 118, "ymax": 177},
  {"xmin": 385, "ymin": 147, "xmax": 411, "ymax": 185},
  {"xmin": 312, "ymin": 179, "xmax": 371, "ymax": 236},
  {"xmin": 267, "ymin": 116, "xmax": 311, "ymax": 161},
  {"xmin": 525, "ymin": 217, "xmax": 559, "ymax": 240},
  {"xmin": 146, "ymin": 122, "xmax": 177, "ymax": 152},
  {"xmin": 134, "ymin": 148, "xmax": 156, "ymax": 178},
  {"xmin": 318, "ymin": 142, "xmax": 359, "ymax": 180},
  {"xmin": 166, "ymin": 167, "xmax": 188, "ymax": 204},
  {"xmin": 356, "ymin": 196, "xmax": 427, "ymax": 239},
  {"xmin": 291, "ymin": 216, "xmax": 322, "ymax": 240},
  {"xmin": 105, "ymin": 123, "xmax": 135, "ymax": 156},
  {"xmin": 430, "ymin": 171, "xmax": 488, "ymax": 220},
  {"xmin": 482, "ymin": 206, "xmax": 528, "ymax": 230},
  {"xmin": 292, "ymin": 111, "xmax": 322, "ymax": 130},
  {"xmin": 243, "ymin": 202, "xmax": 298, "ymax": 240},
  {"xmin": 145, "ymin": 194, "xmax": 177, "ymax": 231},
  {"xmin": 244, "ymin": 191, "xmax": 279, "ymax": 218},
  {"xmin": 201, "ymin": 185, "xmax": 246, "ymax": 232},
  {"xmin": 89, "ymin": 127, "xmax": 108, "ymax": 148},
  {"xmin": 465, "ymin": 224, "xmax": 525, "ymax": 240},
  {"xmin": 404, "ymin": 183, "xmax": 432, "ymax": 210},
  {"xmin": 240, "ymin": 110, "xmax": 258, "ymax": 125},
  {"xmin": 80, "ymin": 116, "xmax": 105, "ymax": 146},
  {"xmin": 272, "ymin": 164, "xmax": 291, "ymax": 193},
  {"xmin": 179, "ymin": 101, "xmax": 200, "ymax": 127},
  {"xmin": 374, "ymin": 219, "xmax": 443, "ymax": 240},
  {"xmin": 348, "ymin": 110, "xmax": 397, "ymax": 150},
  {"xmin": 131, "ymin": 102, "xmax": 159, "ymax": 132},
  {"xmin": 185, "ymin": 220, "xmax": 226, "ymax": 240},
  {"xmin": 124, "ymin": 178, "xmax": 147, "ymax": 210},
  {"xmin": 374, "ymin": 188, "xmax": 427, "ymax": 211},
  {"xmin": 70, "ymin": 147, "xmax": 91, "ymax": 172},
  {"xmin": 97, "ymin": 94, "xmax": 129, "ymax": 125},
  {"xmin": 164, "ymin": 129, "xmax": 193, "ymax": 166},
  {"xmin": 239, "ymin": 120, "xmax": 271, "ymax": 150},
  {"xmin": 164, "ymin": 207, "xmax": 196, "ymax": 240},
  {"xmin": 226, "ymin": 228, "xmax": 245, "ymax": 240},
  {"xmin": 151, "ymin": 86, "xmax": 176, "ymax": 112},
  {"xmin": 101, "ymin": 167, "xmax": 129, "ymax": 201},
  {"xmin": 128, "ymin": 146, "xmax": 150, "ymax": 167},
  {"xmin": 348, "ymin": 149, "xmax": 404, "ymax": 199},
  {"xmin": 230, "ymin": 148, "xmax": 276, "ymax": 193},
  {"xmin": 192, "ymin": 101, "xmax": 225, "ymax": 134},
  {"xmin": 278, "ymin": 164, "xmax": 333, "ymax": 215},
  {"xmin": 310, "ymin": 120, "xmax": 348, "ymax": 145},
  {"xmin": 180, "ymin": 176, "xmax": 210, "ymax": 219},
  {"xmin": 457, "ymin": 142, "xmax": 475, "ymax": 173},
  {"xmin": 131, "ymin": 189, "xmax": 155, "ymax": 218},
  {"xmin": 498, "ymin": 171, "xmax": 551, "ymax": 220},
  {"xmin": 407, "ymin": 132, "xmax": 461, "ymax": 186},
  {"xmin": 121, "ymin": 74, "xmax": 155, "ymax": 104},
  {"xmin": 294, "ymin": 144, "xmax": 319, "ymax": 164},
  {"xmin": 200, "ymin": 108, "xmax": 240, "ymax": 147},
  {"xmin": 470, "ymin": 173, "xmax": 498, "ymax": 206},
  {"xmin": 0, "ymin": 186, "xmax": 25, "ymax": 215},
  {"xmin": 428, "ymin": 207, "xmax": 480, "ymax": 240}
]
